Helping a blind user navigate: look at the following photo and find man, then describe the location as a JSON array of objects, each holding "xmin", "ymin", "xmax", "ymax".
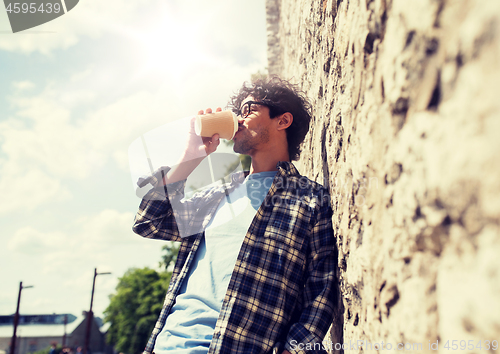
[
  {"xmin": 49, "ymin": 343, "xmax": 57, "ymax": 354},
  {"xmin": 133, "ymin": 77, "xmax": 337, "ymax": 354}
]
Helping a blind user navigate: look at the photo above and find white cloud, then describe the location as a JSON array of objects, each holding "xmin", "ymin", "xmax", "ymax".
[
  {"xmin": 12, "ymin": 80, "xmax": 36, "ymax": 91},
  {"xmin": 77, "ymin": 209, "xmax": 136, "ymax": 246},
  {"xmin": 0, "ymin": 57, "xmax": 260, "ymax": 214},
  {"xmin": 1, "ymin": 54, "xmax": 259, "ymax": 175},
  {"xmin": 8, "ymin": 227, "xmax": 47, "ymax": 253},
  {"xmin": 0, "ymin": 0, "xmax": 148, "ymax": 54},
  {"xmin": 32, "ymin": 208, "xmax": 160, "ymax": 274},
  {"xmin": 0, "ymin": 0, "xmax": 268, "ymax": 68},
  {"xmin": 0, "ymin": 167, "xmax": 71, "ymax": 214},
  {"xmin": 0, "ymin": 84, "xmax": 163, "ymax": 214},
  {"xmin": 0, "ymin": 0, "xmax": 267, "ymax": 319},
  {"xmin": 0, "ymin": 208, "xmax": 163, "ymax": 316}
]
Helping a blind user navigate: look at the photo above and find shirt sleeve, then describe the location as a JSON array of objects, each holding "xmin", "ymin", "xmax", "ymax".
[
  {"xmin": 285, "ymin": 191, "xmax": 338, "ymax": 354},
  {"xmin": 132, "ymin": 166, "xmax": 194, "ymax": 242}
]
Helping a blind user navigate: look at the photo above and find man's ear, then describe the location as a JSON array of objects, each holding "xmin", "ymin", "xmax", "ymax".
[{"xmin": 276, "ymin": 112, "xmax": 293, "ymax": 131}]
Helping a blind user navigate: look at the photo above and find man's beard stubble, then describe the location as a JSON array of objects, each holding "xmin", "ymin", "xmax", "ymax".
[{"xmin": 233, "ymin": 127, "xmax": 270, "ymax": 155}]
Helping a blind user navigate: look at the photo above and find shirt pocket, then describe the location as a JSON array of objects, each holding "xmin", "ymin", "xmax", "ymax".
[
  {"xmin": 259, "ymin": 220, "xmax": 308, "ymax": 293},
  {"xmin": 262, "ymin": 197, "xmax": 312, "ymax": 247},
  {"xmin": 263, "ymin": 218, "xmax": 290, "ymax": 242}
]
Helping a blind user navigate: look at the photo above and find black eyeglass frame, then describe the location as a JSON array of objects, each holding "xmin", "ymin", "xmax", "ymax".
[
  {"xmin": 235, "ymin": 99, "xmax": 287, "ymax": 119},
  {"xmin": 236, "ymin": 100, "xmax": 269, "ymax": 119}
]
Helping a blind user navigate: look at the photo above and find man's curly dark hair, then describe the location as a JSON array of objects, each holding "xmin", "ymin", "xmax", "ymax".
[{"xmin": 227, "ymin": 76, "xmax": 312, "ymax": 161}]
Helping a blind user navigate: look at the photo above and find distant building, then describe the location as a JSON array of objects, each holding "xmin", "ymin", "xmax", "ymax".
[{"xmin": 0, "ymin": 313, "xmax": 112, "ymax": 354}]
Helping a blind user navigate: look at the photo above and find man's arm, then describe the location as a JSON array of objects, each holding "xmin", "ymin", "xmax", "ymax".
[
  {"xmin": 162, "ymin": 108, "xmax": 221, "ymax": 184},
  {"xmin": 284, "ymin": 192, "xmax": 337, "ymax": 354},
  {"xmin": 132, "ymin": 171, "xmax": 188, "ymax": 242},
  {"xmin": 132, "ymin": 108, "xmax": 222, "ymax": 241}
]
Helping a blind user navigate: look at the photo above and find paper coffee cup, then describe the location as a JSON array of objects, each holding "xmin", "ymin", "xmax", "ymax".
[{"xmin": 195, "ymin": 110, "xmax": 238, "ymax": 140}]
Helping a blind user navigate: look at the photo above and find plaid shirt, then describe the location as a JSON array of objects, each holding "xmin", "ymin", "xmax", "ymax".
[{"xmin": 133, "ymin": 161, "xmax": 337, "ymax": 354}]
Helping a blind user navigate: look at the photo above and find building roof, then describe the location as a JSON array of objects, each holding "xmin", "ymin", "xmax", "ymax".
[{"xmin": 0, "ymin": 314, "xmax": 103, "ymax": 338}]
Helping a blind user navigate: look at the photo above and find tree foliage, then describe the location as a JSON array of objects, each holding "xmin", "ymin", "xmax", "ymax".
[
  {"xmin": 223, "ymin": 140, "xmax": 251, "ymax": 172},
  {"xmin": 159, "ymin": 242, "xmax": 180, "ymax": 271},
  {"xmin": 32, "ymin": 345, "xmax": 62, "ymax": 354},
  {"xmin": 104, "ymin": 244, "xmax": 179, "ymax": 354}
]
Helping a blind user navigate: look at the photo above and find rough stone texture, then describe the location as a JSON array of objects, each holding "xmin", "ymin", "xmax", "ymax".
[
  {"xmin": 266, "ymin": 0, "xmax": 282, "ymax": 76},
  {"xmin": 267, "ymin": 0, "xmax": 500, "ymax": 352}
]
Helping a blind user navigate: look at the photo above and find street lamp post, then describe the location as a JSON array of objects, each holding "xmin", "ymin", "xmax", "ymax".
[
  {"xmin": 11, "ymin": 281, "xmax": 34, "ymax": 354},
  {"xmin": 83, "ymin": 268, "xmax": 111, "ymax": 354},
  {"xmin": 62, "ymin": 314, "xmax": 68, "ymax": 347}
]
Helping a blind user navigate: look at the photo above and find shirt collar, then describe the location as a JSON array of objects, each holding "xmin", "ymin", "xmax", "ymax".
[
  {"xmin": 276, "ymin": 161, "xmax": 300, "ymax": 177},
  {"xmin": 228, "ymin": 161, "xmax": 299, "ymax": 188}
]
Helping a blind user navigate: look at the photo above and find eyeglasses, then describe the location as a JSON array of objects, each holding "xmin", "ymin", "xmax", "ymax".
[{"xmin": 237, "ymin": 101, "xmax": 269, "ymax": 119}]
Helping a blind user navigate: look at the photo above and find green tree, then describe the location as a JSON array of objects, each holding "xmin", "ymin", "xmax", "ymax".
[
  {"xmin": 104, "ymin": 243, "xmax": 180, "ymax": 354},
  {"xmin": 31, "ymin": 345, "xmax": 62, "ymax": 354},
  {"xmin": 159, "ymin": 241, "xmax": 180, "ymax": 271},
  {"xmin": 104, "ymin": 267, "xmax": 170, "ymax": 354},
  {"xmin": 223, "ymin": 140, "xmax": 251, "ymax": 172}
]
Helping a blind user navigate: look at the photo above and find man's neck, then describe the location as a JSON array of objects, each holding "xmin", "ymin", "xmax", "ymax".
[{"xmin": 249, "ymin": 150, "xmax": 290, "ymax": 174}]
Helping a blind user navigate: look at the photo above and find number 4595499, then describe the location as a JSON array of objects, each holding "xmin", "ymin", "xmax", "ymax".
[
  {"xmin": 443, "ymin": 340, "xmax": 498, "ymax": 351},
  {"xmin": 5, "ymin": 2, "xmax": 62, "ymax": 14}
]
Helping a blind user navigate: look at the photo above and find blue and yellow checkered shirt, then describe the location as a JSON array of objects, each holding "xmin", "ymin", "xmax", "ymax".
[{"xmin": 133, "ymin": 161, "xmax": 338, "ymax": 354}]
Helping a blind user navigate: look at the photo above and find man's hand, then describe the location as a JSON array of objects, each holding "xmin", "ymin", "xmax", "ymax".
[
  {"xmin": 161, "ymin": 106, "xmax": 222, "ymax": 185},
  {"xmin": 182, "ymin": 107, "xmax": 222, "ymax": 161}
]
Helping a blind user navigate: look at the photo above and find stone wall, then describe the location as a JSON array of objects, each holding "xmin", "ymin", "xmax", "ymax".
[{"xmin": 267, "ymin": 0, "xmax": 500, "ymax": 352}]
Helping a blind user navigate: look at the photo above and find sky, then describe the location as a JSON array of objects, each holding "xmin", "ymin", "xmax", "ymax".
[{"xmin": 0, "ymin": 0, "xmax": 268, "ymax": 321}]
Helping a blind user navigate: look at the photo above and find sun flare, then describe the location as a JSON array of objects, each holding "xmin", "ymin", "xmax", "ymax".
[{"xmin": 132, "ymin": 11, "xmax": 209, "ymax": 79}]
